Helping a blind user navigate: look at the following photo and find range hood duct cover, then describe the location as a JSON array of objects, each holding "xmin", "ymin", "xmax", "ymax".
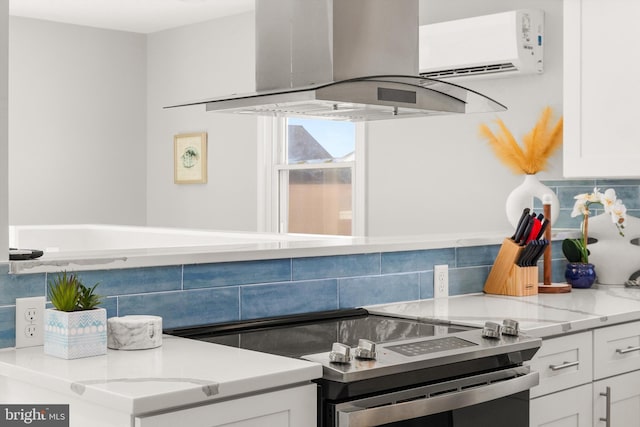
[{"xmin": 167, "ymin": 0, "xmax": 507, "ymax": 121}]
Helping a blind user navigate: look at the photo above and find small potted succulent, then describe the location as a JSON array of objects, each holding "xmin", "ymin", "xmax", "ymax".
[
  {"xmin": 562, "ymin": 188, "xmax": 626, "ymax": 288},
  {"xmin": 44, "ymin": 271, "xmax": 107, "ymax": 359}
]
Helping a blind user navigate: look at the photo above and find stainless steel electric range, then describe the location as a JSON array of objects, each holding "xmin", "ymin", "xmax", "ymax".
[{"xmin": 167, "ymin": 308, "xmax": 541, "ymax": 427}]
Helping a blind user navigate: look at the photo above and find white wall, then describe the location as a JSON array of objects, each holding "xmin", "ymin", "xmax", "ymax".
[
  {"xmin": 365, "ymin": 0, "xmax": 563, "ymax": 236},
  {"xmin": 145, "ymin": 13, "xmax": 258, "ymax": 231},
  {"xmin": 8, "ymin": 18, "xmax": 147, "ymax": 225},
  {"xmin": 6, "ymin": 0, "xmax": 564, "ymax": 238},
  {"xmin": 1, "ymin": 1, "xmax": 8, "ymax": 259}
]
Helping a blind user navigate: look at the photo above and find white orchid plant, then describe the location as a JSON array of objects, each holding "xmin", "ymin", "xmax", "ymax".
[{"xmin": 562, "ymin": 187, "xmax": 627, "ymax": 264}]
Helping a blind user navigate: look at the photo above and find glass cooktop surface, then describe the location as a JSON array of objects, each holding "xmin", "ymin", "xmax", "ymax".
[{"xmin": 168, "ymin": 309, "xmax": 469, "ymax": 359}]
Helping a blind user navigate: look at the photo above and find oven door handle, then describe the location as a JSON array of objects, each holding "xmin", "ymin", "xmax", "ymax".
[{"xmin": 336, "ymin": 369, "xmax": 539, "ymax": 427}]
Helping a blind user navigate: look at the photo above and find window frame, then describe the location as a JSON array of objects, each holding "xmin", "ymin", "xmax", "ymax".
[{"xmin": 257, "ymin": 117, "xmax": 365, "ymax": 236}]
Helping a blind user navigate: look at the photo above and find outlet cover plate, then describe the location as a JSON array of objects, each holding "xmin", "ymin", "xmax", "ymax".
[
  {"xmin": 15, "ymin": 296, "xmax": 46, "ymax": 348},
  {"xmin": 434, "ymin": 264, "xmax": 449, "ymax": 299}
]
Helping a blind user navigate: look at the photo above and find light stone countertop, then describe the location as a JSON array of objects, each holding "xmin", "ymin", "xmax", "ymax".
[
  {"xmin": 8, "ymin": 229, "xmax": 579, "ymax": 274},
  {"xmin": 367, "ymin": 285, "xmax": 640, "ymax": 338},
  {"xmin": 0, "ymin": 335, "xmax": 322, "ymax": 416}
]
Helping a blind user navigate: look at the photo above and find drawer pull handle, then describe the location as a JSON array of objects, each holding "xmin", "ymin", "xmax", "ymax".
[
  {"xmin": 616, "ymin": 346, "xmax": 640, "ymax": 354},
  {"xmin": 549, "ymin": 361, "xmax": 579, "ymax": 371},
  {"xmin": 600, "ymin": 386, "xmax": 611, "ymax": 427}
]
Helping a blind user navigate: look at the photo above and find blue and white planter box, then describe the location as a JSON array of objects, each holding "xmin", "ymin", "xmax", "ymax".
[{"xmin": 44, "ymin": 308, "xmax": 107, "ymax": 359}]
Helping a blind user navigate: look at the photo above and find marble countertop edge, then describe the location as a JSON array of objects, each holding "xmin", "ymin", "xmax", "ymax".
[{"xmin": 7, "ymin": 229, "xmax": 580, "ymax": 275}]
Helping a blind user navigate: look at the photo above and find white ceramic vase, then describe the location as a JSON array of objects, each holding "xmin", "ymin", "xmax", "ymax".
[
  {"xmin": 505, "ymin": 174, "xmax": 560, "ymax": 228},
  {"xmin": 44, "ymin": 308, "xmax": 107, "ymax": 359},
  {"xmin": 588, "ymin": 213, "xmax": 640, "ymax": 285}
]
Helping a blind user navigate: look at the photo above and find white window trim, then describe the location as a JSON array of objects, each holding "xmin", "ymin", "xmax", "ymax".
[{"xmin": 257, "ymin": 117, "xmax": 366, "ymax": 236}]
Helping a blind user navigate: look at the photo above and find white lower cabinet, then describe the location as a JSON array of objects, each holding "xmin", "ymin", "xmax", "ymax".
[
  {"xmin": 531, "ymin": 383, "xmax": 593, "ymax": 427},
  {"xmin": 531, "ymin": 321, "xmax": 640, "ymax": 427},
  {"xmin": 529, "ymin": 332, "xmax": 593, "ymax": 427},
  {"xmin": 593, "ymin": 321, "xmax": 640, "ymax": 427},
  {"xmin": 593, "ymin": 321, "xmax": 640, "ymax": 380},
  {"xmin": 528, "ymin": 331, "xmax": 593, "ymax": 399},
  {"xmin": 135, "ymin": 384, "xmax": 317, "ymax": 427},
  {"xmin": 593, "ymin": 370, "xmax": 640, "ymax": 427}
]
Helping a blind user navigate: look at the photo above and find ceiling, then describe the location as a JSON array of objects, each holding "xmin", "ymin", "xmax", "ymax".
[{"xmin": 8, "ymin": 0, "xmax": 255, "ymax": 34}]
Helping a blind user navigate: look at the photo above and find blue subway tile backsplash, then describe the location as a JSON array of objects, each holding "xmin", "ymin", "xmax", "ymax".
[
  {"xmin": 76, "ymin": 266, "xmax": 182, "ymax": 296},
  {"xmin": 183, "ymin": 259, "xmax": 291, "ymax": 289},
  {"xmin": 381, "ymin": 248, "xmax": 455, "ymax": 274},
  {"xmin": 0, "ymin": 265, "xmax": 45, "ymax": 305},
  {"xmin": 292, "ymin": 254, "xmax": 379, "ymax": 280},
  {"xmin": 118, "ymin": 287, "xmax": 240, "ymax": 329},
  {"xmin": 0, "ymin": 307, "xmax": 16, "ymax": 348},
  {"xmin": 0, "ymin": 177, "xmax": 636, "ymax": 349},
  {"xmin": 338, "ymin": 273, "xmax": 420, "ymax": 308},
  {"xmin": 449, "ymin": 267, "xmax": 490, "ymax": 296},
  {"xmin": 241, "ymin": 279, "xmax": 338, "ymax": 320}
]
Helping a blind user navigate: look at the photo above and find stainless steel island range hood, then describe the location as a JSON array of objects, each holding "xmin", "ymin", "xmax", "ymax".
[{"xmin": 168, "ymin": 0, "xmax": 507, "ymax": 121}]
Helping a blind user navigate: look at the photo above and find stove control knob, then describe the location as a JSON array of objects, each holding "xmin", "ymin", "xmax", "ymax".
[
  {"xmin": 502, "ymin": 319, "xmax": 520, "ymax": 336},
  {"xmin": 329, "ymin": 343, "xmax": 352, "ymax": 364},
  {"xmin": 354, "ymin": 339, "xmax": 377, "ymax": 360},
  {"xmin": 482, "ymin": 321, "xmax": 502, "ymax": 339}
]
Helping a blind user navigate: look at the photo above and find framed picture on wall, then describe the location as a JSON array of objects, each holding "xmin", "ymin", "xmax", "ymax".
[{"xmin": 174, "ymin": 132, "xmax": 207, "ymax": 184}]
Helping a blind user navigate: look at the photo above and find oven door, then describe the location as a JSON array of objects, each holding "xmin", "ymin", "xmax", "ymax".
[{"xmin": 331, "ymin": 366, "xmax": 538, "ymax": 427}]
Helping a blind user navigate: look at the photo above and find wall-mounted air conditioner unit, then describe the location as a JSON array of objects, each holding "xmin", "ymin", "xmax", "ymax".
[{"xmin": 419, "ymin": 9, "xmax": 544, "ymax": 80}]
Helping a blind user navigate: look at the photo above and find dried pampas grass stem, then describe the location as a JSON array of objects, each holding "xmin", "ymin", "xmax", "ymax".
[{"xmin": 479, "ymin": 107, "xmax": 563, "ymax": 175}]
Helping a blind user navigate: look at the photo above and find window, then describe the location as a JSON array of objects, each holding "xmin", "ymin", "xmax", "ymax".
[{"xmin": 258, "ymin": 117, "xmax": 364, "ymax": 236}]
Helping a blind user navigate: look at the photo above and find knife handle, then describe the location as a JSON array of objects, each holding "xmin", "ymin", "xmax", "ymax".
[
  {"xmin": 511, "ymin": 208, "xmax": 531, "ymax": 240},
  {"xmin": 535, "ymin": 219, "xmax": 549, "ymax": 240},
  {"xmin": 517, "ymin": 242, "xmax": 532, "ymax": 266},
  {"xmin": 514, "ymin": 212, "xmax": 533, "ymax": 243},
  {"xmin": 527, "ymin": 218, "xmax": 542, "ymax": 243},
  {"xmin": 518, "ymin": 216, "xmax": 535, "ymax": 246},
  {"xmin": 530, "ymin": 240, "xmax": 549, "ymax": 266}
]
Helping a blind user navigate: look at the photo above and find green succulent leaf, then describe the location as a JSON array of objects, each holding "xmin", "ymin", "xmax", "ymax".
[
  {"xmin": 48, "ymin": 271, "xmax": 102, "ymax": 312},
  {"xmin": 48, "ymin": 271, "xmax": 81, "ymax": 311},
  {"xmin": 77, "ymin": 282, "xmax": 103, "ymax": 310}
]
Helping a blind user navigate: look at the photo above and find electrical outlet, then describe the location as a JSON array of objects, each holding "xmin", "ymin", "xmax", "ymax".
[
  {"xmin": 25, "ymin": 307, "xmax": 38, "ymax": 322},
  {"xmin": 434, "ymin": 265, "xmax": 449, "ymax": 299},
  {"xmin": 15, "ymin": 296, "xmax": 45, "ymax": 348},
  {"xmin": 25, "ymin": 324, "xmax": 38, "ymax": 338}
]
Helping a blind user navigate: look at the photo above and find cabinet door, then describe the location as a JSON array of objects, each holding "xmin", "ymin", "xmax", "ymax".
[
  {"xmin": 594, "ymin": 370, "xmax": 640, "ymax": 426},
  {"xmin": 594, "ymin": 321, "xmax": 640, "ymax": 380},
  {"xmin": 563, "ymin": 0, "xmax": 640, "ymax": 177},
  {"xmin": 530, "ymin": 383, "xmax": 592, "ymax": 427},
  {"xmin": 135, "ymin": 384, "xmax": 317, "ymax": 427},
  {"xmin": 527, "ymin": 331, "xmax": 593, "ymax": 398}
]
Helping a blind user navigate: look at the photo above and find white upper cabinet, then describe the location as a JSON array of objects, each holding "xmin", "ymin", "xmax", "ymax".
[{"xmin": 563, "ymin": 0, "xmax": 640, "ymax": 178}]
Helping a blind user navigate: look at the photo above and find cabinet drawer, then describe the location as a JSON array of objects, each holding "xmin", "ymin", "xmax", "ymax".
[
  {"xmin": 594, "ymin": 321, "xmax": 640, "ymax": 380},
  {"xmin": 527, "ymin": 331, "xmax": 593, "ymax": 398},
  {"xmin": 135, "ymin": 384, "xmax": 317, "ymax": 427},
  {"xmin": 530, "ymin": 383, "xmax": 592, "ymax": 427}
]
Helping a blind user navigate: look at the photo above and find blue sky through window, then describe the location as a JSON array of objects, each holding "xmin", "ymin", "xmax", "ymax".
[{"xmin": 288, "ymin": 118, "xmax": 355, "ymax": 158}]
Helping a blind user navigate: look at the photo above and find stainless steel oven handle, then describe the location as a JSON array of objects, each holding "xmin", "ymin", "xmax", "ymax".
[{"xmin": 336, "ymin": 370, "xmax": 539, "ymax": 427}]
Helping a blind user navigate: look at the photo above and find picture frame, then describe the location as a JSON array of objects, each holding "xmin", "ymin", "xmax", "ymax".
[{"xmin": 174, "ymin": 132, "xmax": 207, "ymax": 184}]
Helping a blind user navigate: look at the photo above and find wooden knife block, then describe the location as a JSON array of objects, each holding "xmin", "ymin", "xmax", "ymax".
[{"xmin": 484, "ymin": 238, "xmax": 538, "ymax": 296}]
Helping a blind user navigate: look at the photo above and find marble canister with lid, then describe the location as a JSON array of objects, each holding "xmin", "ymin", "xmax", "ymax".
[{"xmin": 107, "ymin": 315, "xmax": 162, "ymax": 350}]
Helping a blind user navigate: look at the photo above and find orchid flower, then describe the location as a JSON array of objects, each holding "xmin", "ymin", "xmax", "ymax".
[
  {"xmin": 563, "ymin": 187, "xmax": 626, "ymax": 263},
  {"xmin": 600, "ymin": 188, "xmax": 618, "ymax": 213}
]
